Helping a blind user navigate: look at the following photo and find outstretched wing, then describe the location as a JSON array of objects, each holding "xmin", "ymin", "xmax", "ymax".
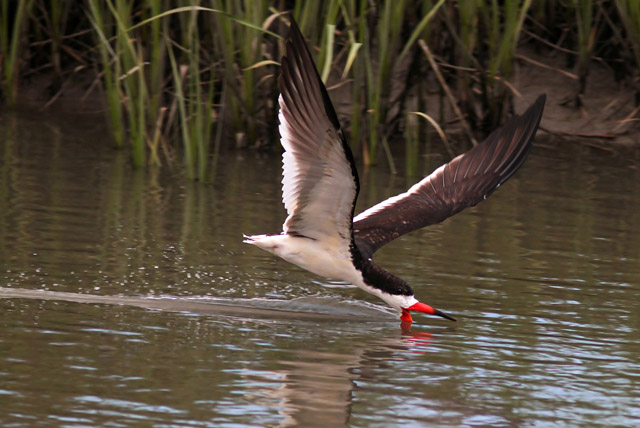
[
  {"xmin": 353, "ymin": 95, "xmax": 546, "ymax": 257},
  {"xmin": 278, "ymin": 19, "xmax": 360, "ymax": 244}
]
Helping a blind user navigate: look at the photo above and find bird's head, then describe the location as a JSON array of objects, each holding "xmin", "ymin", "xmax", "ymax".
[{"xmin": 400, "ymin": 302, "xmax": 457, "ymax": 324}]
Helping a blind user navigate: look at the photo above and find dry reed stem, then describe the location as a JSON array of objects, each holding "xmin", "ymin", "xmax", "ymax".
[
  {"xmin": 418, "ymin": 39, "xmax": 478, "ymax": 146},
  {"xmin": 515, "ymin": 54, "xmax": 579, "ymax": 80}
]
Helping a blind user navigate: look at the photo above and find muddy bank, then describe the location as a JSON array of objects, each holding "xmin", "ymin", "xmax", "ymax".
[{"xmin": 514, "ymin": 48, "xmax": 640, "ymax": 148}]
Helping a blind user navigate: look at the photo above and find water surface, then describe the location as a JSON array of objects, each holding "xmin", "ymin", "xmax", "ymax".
[{"xmin": 1, "ymin": 109, "xmax": 639, "ymax": 427}]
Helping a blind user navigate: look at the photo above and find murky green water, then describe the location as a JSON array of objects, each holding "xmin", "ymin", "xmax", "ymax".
[{"xmin": 1, "ymin": 109, "xmax": 639, "ymax": 427}]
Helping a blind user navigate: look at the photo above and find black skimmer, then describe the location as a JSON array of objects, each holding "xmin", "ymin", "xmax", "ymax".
[{"xmin": 244, "ymin": 18, "xmax": 545, "ymax": 326}]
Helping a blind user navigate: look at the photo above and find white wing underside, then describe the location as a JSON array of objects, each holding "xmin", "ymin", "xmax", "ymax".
[{"xmin": 279, "ymin": 95, "xmax": 355, "ymax": 246}]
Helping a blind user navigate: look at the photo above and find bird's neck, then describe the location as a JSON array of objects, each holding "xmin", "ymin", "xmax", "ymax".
[{"xmin": 351, "ymin": 245, "xmax": 414, "ymax": 297}]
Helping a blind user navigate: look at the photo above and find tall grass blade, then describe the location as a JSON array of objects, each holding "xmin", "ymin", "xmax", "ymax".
[
  {"xmin": 321, "ymin": 24, "xmax": 335, "ymax": 82},
  {"xmin": 1, "ymin": 0, "xmax": 33, "ymax": 106}
]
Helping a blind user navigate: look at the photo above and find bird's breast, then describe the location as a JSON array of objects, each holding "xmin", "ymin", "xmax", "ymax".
[{"xmin": 247, "ymin": 234, "xmax": 358, "ymax": 281}]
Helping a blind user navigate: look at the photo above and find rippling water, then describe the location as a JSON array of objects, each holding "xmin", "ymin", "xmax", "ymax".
[{"xmin": 1, "ymin": 109, "xmax": 639, "ymax": 427}]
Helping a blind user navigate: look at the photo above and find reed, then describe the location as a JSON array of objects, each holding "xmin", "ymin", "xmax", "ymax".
[
  {"xmin": 4, "ymin": 1, "xmax": 640, "ymax": 177},
  {"xmin": 43, "ymin": 0, "xmax": 65, "ymax": 86},
  {"xmin": 366, "ymin": 0, "xmax": 407, "ymax": 165},
  {"xmin": 87, "ymin": 0, "xmax": 126, "ymax": 149},
  {"xmin": 446, "ymin": 0, "xmax": 533, "ymax": 132},
  {"xmin": 211, "ymin": 0, "xmax": 275, "ymax": 147},
  {"xmin": 573, "ymin": 0, "xmax": 593, "ymax": 106},
  {"xmin": 166, "ymin": 4, "xmax": 216, "ymax": 180},
  {"xmin": 88, "ymin": 0, "xmax": 164, "ymax": 167},
  {"xmin": 147, "ymin": 0, "xmax": 167, "ymax": 132},
  {"xmin": 0, "ymin": 0, "xmax": 33, "ymax": 106},
  {"xmin": 88, "ymin": 2, "xmax": 230, "ymax": 172},
  {"xmin": 615, "ymin": 0, "xmax": 640, "ymax": 101},
  {"xmin": 345, "ymin": 0, "xmax": 368, "ymax": 159},
  {"xmin": 616, "ymin": 0, "xmax": 640, "ymax": 58},
  {"xmin": 111, "ymin": 0, "xmax": 148, "ymax": 168},
  {"xmin": 294, "ymin": 0, "xmax": 447, "ymax": 165}
]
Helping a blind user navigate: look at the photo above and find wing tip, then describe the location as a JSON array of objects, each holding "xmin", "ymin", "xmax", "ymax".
[
  {"xmin": 525, "ymin": 93, "xmax": 546, "ymax": 128},
  {"xmin": 279, "ymin": 15, "xmax": 344, "ymax": 134},
  {"xmin": 489, "ymin": 93, "xmax": 546, "ymax": 185}
]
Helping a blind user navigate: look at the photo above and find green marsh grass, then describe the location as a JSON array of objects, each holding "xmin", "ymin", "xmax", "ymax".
[
  {"xmin": 87, "ymin": 0, "xmax": 126, "ymax": 149},
  {"xmin": 0, "ymin": 0, "xmax": 33, "ymax": 106},
  {"xmin": 166, "ymin": 5, "xmax": 216, "ymax": 180},
  {"xmin": 111, "ymin": 0, "xmax": 148, "ymax": 168},
  {"xmin": 4, "ymin": 1, "xmax": 640, "ymax": 176},
  {"xmin": 87, "ymin": 2, "xmax": 278, "ymax": 172},
  {"xmin": 615, "ymin": 0, "xmax": 640, "ymax": 101},
  {"xmin": 445, "ymin": 0, "xmax": 533, "ymax": 131},
  {"xmin": 573, "ymin": 0, "xmax": 593, "ymax": 105}
]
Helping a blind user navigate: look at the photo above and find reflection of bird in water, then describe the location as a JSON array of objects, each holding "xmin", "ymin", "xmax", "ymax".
[
  {"xmin": 238, "ymin": 328, "xmax": 441, "ymax": 427},
  {"xmin": 245, "ymin": 17, "xmax": 545, "ymax": 326}
]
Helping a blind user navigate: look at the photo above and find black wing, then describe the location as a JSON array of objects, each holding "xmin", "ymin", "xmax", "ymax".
[{"xmin": 353, "ymin": 95, "xmax": 546, "ymax": 257}]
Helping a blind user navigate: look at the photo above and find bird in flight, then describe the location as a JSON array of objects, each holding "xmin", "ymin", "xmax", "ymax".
[{"xmin": 244, "ymin": 18, "xmax": 545, "ymax": 326}]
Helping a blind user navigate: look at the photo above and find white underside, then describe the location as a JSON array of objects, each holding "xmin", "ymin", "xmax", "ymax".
[{"xmin": 244, "ymin": 234, "xmax": 418, "ymax": 312}]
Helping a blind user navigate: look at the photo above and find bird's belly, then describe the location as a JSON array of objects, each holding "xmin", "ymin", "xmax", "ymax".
[
  {"xmin": 246, "ymin": 234, "xmax": 358, "ymax": 282},
  {"xmin": 287, "ymin": 248, "xmax": 356, "ymax": 280},
  {"xmin": 281, "ymin": 242, "xmax": 356, "ymax": 281}
]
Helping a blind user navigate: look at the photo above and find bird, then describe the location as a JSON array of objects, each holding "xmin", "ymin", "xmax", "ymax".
[{"xmin": 244, "ymin": 17, "xmax": 545, "ymax": 326}]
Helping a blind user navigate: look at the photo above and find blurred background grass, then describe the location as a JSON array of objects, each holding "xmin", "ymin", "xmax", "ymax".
[{"xmin": 1, "ymin": 0, "xmax": 638, "ymax": 178}]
